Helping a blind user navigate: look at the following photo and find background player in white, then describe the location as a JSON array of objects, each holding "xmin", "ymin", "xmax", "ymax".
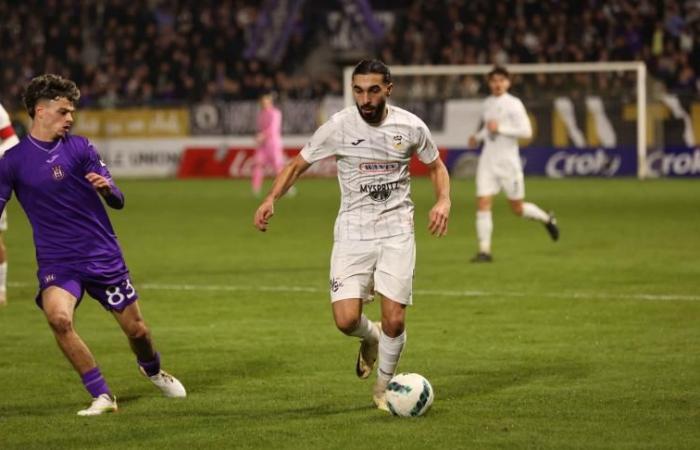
[
  {"xmin": 254, "ymin": 60, "xmax": 451, "ymax": 411},
  {"xmin": 0, "ymin": 102, "xmax": 20, "ymax": 306},
  {"xmin": 468, "ymin": 66, "xmax": 559, "ymax": 263}
]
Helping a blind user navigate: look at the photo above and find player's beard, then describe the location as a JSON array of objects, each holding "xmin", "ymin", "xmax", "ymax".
[{"xmin": 357, "ymin": 99, "xmax": 386, "ymax": 125}]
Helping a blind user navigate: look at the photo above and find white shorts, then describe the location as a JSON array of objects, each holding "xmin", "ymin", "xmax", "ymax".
[
  {"xmin": 476, "ymin": 159, "xmax": 525, "ymax": 200},
  {"xmin": 0, "ymin": 210, "xmax": 6, "ymax": 232},
  {"xmin": 329, "ymin": 233, "xmax": 415, "ymax": 305}
]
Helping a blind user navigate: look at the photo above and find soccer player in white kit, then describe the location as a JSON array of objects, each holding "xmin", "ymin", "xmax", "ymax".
[
  {"xmin": 0, "ymin": 102, "xmax": 20, "ymax": 306},
  {"xmin": 468, "ymin": 66, "xmax": 559, "ymax": 263},
  {"xmin": 254, "ymin": 60, "xmax": 451, "ymax": 411}
]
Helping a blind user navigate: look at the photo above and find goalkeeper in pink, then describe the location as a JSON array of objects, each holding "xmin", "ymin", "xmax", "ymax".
[{"xmin": 252, "ymin": 92, "xmax": 285, "ymax": 196}]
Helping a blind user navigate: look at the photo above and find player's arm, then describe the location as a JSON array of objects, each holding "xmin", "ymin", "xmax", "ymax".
[
  {"xmin": 0, "ymin": 107, "xmax": 19, "ymax": 155},
  {"xmin": 426, "ymin": 157, "xmax": 451, "ymax": 237},
  {"xmin": 82, "ymin": 140, "xmax": 124, "ymax": 209},
  {"xmin": 0, "ymin": 158, "xmax": 14, "ymax": 217},
  {"xmin": 491, "ymin": 100, "xmax": 532, "ymax": 139},
  {"xmin": 469, "ymin": 120, "xmax": 487, "ymax": 147},
  {"xmin": 85, "ymin": 172, "xmax": 124, "ymax": 209},
  {"xmin": 254, "ymin": 155, "xmax": 311, "ymax": 232}
]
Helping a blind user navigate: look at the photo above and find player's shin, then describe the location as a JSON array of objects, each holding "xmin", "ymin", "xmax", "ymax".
[
  {"xmin": 476, "ymin": 211, "xmax": 493, "ymax": 254},
  {"xmin": 376, "ymin": 329, "xmax": 407, "ymax": 391},
  {"xmin": 81, "ymin": 366, "xmax": 112, "ymax": 399},
  {"xmin": 348, "ymin": 314, "xmax": 380, "ymax": 342},
  {"xmin": 138, "ymin": 351, "xmax": 161, "ymax": 377}
]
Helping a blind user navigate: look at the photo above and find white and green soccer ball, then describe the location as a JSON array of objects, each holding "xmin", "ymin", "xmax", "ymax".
[{"xmin": 385, "ymin": 373, "xmax": 434, "ymax": 417}]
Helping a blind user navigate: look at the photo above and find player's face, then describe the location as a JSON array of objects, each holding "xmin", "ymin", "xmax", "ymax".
[
  {"xmin": 35, "ymin": 97, "xmax": 75, "ymax": 139},
  {"xmin": 488, "ymin": 74, "xmax": 510, "ymax": 96},
  {"xmin": 352, "ymin": 73, "xmax": 392, "ymax": 124},
  {"xmin": 260, "ymin": 95, "xmax": 273, "ymax": 109}
]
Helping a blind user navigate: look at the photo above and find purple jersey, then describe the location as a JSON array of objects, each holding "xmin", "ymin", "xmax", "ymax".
[{"xmin": 0, "ymin": 134, "xmax": 127, "ymax": 280}]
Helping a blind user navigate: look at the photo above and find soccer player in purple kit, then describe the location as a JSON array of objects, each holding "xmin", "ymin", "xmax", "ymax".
[{"xmin": 0, "ymin": 74, "xmax": 186, "ymax": 416}]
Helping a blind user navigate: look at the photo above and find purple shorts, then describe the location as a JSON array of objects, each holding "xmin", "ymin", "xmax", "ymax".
[{"xmin": 35, "ymin": 267, "xmax": 139, "ymax": 312}]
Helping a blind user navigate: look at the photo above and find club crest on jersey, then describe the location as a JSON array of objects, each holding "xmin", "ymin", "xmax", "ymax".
[
  {"xmin": 393, "ymin": 135, "xmax": 403, "ymax": 148},
  {"xmin": 51, "ymin": 165, "xmax": 65, "ymax": 181}
]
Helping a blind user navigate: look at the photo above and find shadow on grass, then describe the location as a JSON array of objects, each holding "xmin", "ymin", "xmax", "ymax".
[{"xmin": 436, "ymin": 360, "xmax": 590, "ymax": 401}]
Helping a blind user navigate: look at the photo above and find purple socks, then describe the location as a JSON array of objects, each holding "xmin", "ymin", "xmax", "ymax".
[
  {"xmin": 81, "ymin": 367, "xmax": 111, "ymax": 398},
  {"xmin": 138, "ymin": 352, "xmax": 161, "ymax": 377}
]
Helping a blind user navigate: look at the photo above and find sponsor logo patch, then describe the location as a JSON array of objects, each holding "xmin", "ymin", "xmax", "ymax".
[
  {"xmin": 359, "ymin": 161, "xmax": 400, "ymax": 174},
  {"xmin": 351, "ymin": 138, "xmax": 365, "ymax": 146},
  {"xmin": 360, "ymin": 181, "xmax": 400, "ymax": 202}
]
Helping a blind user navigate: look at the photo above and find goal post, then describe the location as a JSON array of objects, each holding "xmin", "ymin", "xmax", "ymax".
[{"xmin": 343, "ymin": 62, "xmax": 648, "ymax": 179}]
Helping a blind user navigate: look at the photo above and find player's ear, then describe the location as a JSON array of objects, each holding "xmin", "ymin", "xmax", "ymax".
[{"xmin": 385, "ymin": 83, "xmax": 393, "ymax": 97}]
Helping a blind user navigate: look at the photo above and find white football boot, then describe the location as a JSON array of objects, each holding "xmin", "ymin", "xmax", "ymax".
[
  {"xmin": 372, "ymin": 372, "xmax": 391, "ymax": 412},
  {"xmin": 77, "ymin": 393, "xmax": 118, "ymax": 416},
  {"xmin": 141, "ymin": 368, "xmax": 187, "ymax": 398}
]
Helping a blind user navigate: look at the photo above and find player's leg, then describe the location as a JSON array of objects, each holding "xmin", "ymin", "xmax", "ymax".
[
  {"xmin": 330, "ymin": 239, "xmax": 380, "ymax": 379},
  {"xmin": 473, "ymin": 195, "xmax": 494, "ymax": 262},
  {"xmin": 473, "ymin": 164, "xmax": 497, "ymax": 262},
  {"xmin": 0, "ymin": 235, "xmax": 6, "ymax": 306},
  {"xmin": 0, "ymin": 211, "xmax": 7, "ymax": 306},
  {"xmin": 251, "ymin": 147, "xmax": 266, "ymax": 196},
  {"xmin": 505, "ymin": 173, "xmax": 559, "ymax": 241},
  {"xmin": 373, "ymin": 295, "xmax": 407, "ymax": 411},
  {"xmin": 110, "ymin": 298, "xmax": 186, "ymax": 398},
  {"xmin": 332, "ymin": 298, "xmax": 380, "ymax": 378},
  {"xmin": 372, "ymin": 233, "xmax": 413, "ymax": 411},
  {"xmin": 41, "ymin": 285, "xmax": 117, "ymax": 415}
]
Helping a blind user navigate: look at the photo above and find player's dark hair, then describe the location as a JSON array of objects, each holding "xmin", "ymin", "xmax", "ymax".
[
  {"xmin": 352, "ymin": 59, "xmax": 392, "ymax": 84},
  {"xmin": 488, "ymin": 66, "xmax": 510, "ymax": 79},
  {"xmin": 23, "ymin": 74, "xmax": 81, "ymax": 118}
]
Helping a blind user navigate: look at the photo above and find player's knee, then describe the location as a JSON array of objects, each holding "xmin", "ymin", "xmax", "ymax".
[
  {"xmin": 125, "ymin": 320, "xmax": 150, "ymax": 340},
  {"xmin": 381, "ymin": 317, "xmax": 405, "ymax": 338},
  {"xmin": 334, "ymin": 315, "xmax": 360, "ymax": 335},
  {"xmin": 47, "ymin": 314, "xmax": 74, "ymax": 335},
  {"xmin": 510, "ymin": 203, "xmax": 524, "ymax": 216}
]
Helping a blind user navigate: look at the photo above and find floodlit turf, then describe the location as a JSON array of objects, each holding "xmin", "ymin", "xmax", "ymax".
[{"xmin": 0, "ymin": 177, "xmax": 698, "ymax": 449}]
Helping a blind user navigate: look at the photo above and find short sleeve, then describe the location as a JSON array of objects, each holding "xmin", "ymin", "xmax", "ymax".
[
  {"xmin": 414, "ymin": 120, "xmax": 439, "ymax": 164},
  {"xmin": 0, "ymin": 157, "xmax": 13, "ymax": 213},
  {"xmin": 82, "ymin": 139, "xmax": 114, "ymax": 181},
  {"xmin": 300, "ymin": 119, "xmax": 337, "ymax": 164}
]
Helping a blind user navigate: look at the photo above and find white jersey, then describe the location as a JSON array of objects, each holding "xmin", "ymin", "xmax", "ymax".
[
  {"xmin": 474, "ymin": 92, "xmax": 532, "ymax": 166},
  {"xmin": 301, "ymin": 105, "xmax": 438, "ymax": 241},
  {"xmin": 0, "ymin": 103, "xmax": 19, "ymax": 156}
]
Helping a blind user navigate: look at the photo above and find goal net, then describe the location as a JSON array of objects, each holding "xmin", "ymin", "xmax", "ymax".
[{"xmin": 343, "ymin": 62, "xmax": 649, "ymax": 178}]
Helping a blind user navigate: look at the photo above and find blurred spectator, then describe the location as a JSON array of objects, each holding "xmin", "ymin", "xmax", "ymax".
[{"xmin": 1, "ymin": 0, "xmax": 699, "ymax": 110}]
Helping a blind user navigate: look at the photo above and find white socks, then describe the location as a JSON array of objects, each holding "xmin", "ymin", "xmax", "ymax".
[
  {"xmin": 522, "ymin": 202, "xmax": 550, "ymax": 223},
  {"xmin": 476, "ymin": 211, "xmax": 492, "ymax": 254},
  {"xmin": 349, "ymin": 314, "xmax": 379, "ymax": 342},
  {"xmin": 0, "ymin": 261, "xmax": 6, "ymax": 294},
  {"xmin": 377, "ymin": 329, "xmax": 406, "ymax": 382}
]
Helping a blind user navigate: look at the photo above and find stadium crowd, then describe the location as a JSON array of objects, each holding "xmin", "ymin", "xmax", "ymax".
[{"xmin": 0, "ymin": 0, "xmax": 698, "ymax": 109}]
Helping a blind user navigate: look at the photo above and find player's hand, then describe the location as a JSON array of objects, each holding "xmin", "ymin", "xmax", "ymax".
[
  {"xmin": 487, "ymin": 120, "xmax": 499, "ymax": 133},
  {"xmin": 85, "ymin": 172, "xmax": 112, "ymax": 196},
  {"xmin": 254, "ymin": 199, "xmax": 275, "ymax": 232},
  {"xmin": 468, "ymin": 135, "xmax": 477, "ymax": 148},
  {"xmin": 428, "ymin": 199, "xmax": 450, "ymax": 237}
]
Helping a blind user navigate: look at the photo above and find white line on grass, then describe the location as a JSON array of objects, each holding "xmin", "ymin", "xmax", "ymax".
[{"xmin": 7, "ymin": 281, "xmax": 699, "ymax": 302}]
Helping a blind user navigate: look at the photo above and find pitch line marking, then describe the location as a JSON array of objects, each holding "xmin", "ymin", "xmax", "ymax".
[{"xmin": 9, "ymin": 281, "xmax": 696, "ymax": 302}]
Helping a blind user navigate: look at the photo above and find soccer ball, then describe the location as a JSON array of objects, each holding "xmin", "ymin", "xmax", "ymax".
[{"xmin": 385, "ymin": 373, "xmax": 434, "ymax": 417}]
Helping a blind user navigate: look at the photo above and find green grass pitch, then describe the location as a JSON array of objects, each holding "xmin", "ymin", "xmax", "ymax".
[{"xmin": 0, "ymin": 177, "xmax": 698, "ymax": 449}]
